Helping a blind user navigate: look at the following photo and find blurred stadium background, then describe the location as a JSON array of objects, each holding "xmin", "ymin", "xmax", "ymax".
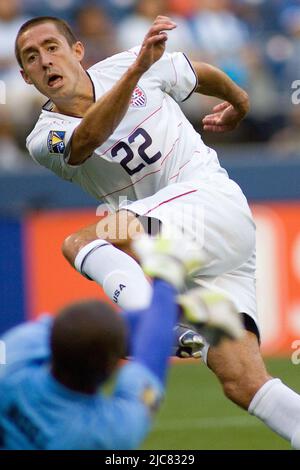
[{"xmin": 1, "ymin": 0, "xmax": 300, "ymax": 449}]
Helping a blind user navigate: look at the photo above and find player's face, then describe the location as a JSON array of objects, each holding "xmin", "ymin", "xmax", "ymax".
[{"xmin": 18, "ymin": 23, "xmax": 85, "ymax": 100}]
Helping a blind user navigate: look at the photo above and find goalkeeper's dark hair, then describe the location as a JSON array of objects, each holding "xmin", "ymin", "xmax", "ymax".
[
  {"xmin": 15, "ymin": 16, "xmax": 78, "ymax": 68},
  {"xmin": 50, "ymin": 300, "xmax": 127, "ymax": 394}
]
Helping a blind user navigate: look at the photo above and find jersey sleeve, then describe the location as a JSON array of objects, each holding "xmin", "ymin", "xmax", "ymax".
[
  {"xmin": 128, "ymin": 46, "xmax": 197, "ymax": 102},
  {"xmin": 102, "ymin": 362, "xmax": 164, "ymax": 449},
  {"xmin": 159, "ymin": 51, "xmax": 198, "ymax": 102},
  {"xmin": 149, "ymin": 49, "xmax": 198, "ymax": 102},
  {"xmin": 26, "ymin": 118, "xmax": 81, "ymax": 180},
  {"xmin": 0, "ymin": 316, "xmax": 53, "ymax": 377}
]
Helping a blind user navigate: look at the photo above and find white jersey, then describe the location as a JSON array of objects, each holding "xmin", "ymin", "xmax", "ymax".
[
  {"xmin": 26, "ymin": 48, "xmax": 258, "ymax": 330},
  {"xmin": 27, "ymin": 47, "xmax": 227, "ymax": 210}
]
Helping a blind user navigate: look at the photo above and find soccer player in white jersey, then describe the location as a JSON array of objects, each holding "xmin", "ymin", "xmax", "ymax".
[{"xmin": 15, "ymin": 16, "xmax": 300, "ymax": 448}]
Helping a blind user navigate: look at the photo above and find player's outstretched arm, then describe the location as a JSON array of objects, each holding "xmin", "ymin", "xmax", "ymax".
[
  {"xmin": 69, "ymin": 16, "xmax": 176, "ymax": 165},
  {"xmin": 192, "ymin": 61, "xmax": 249, "ymax": 132}
]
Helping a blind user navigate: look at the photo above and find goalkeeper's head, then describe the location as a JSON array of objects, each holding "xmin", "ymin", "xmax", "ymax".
[{"xmin": 50, "ymin": 300, "xmax": 127, "ymax": 394}]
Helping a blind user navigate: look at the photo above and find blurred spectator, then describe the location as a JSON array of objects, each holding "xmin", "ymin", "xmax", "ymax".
[
  {"xmin": 0, "ymin": 109, "xmax": 26, "ymax": 171},
  {"xmin": 280, "ymin": 4, "xmax": 300, "ymax": 77},
  {"xmin": 233, "ymin": 1, "xmax": 284, "ymax": 34},
  {"xmin": 0, "ymin": 0, "xmax": 28, "ymax": 76},
  {"xmin": 75, "ymin": 4, "xmax": 118, "ymax": 69},
  {"xmin": 189, "ymin": 0, "xmax": 250, "ymax": 86},
  {"xmin": 167, "ymin": 0, "xmax": 198, "ymax": 18},
  {"xmin": 269, "ymin": 105, "xmax": 300, "ymax": 158},
  {"xmin": 21, "ymin": 0, "xmax": 81, "ymax": 24},
  {"xmin": 245, "ymin": 44, "xmax": 280, "ymax": 120},
  {"xmin": 0, "ymin": 0, "xmax": 298, "ymax": 162},
  {"xmin": 0, "ymin": 0, "xmax": 39, "ymax": 170},
  {"xmin": 94, "ymin": 0, "xmax": 137, "ymax": 24},
  {"xmin": 231, "ymin": 0, "xmax": 264, "ymax": 35},
  {"xmin": 117, "ymin": 0, "xmax": 195, "ymax": 53},
  {"xmin": 264, "ymin": 6, "xmax": 300, "ymax": 105}
]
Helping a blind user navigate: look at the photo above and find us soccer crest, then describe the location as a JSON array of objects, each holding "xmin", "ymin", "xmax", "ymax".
[
  {"xmin": 130, "ymin": 86, "xmax": 147, "ymax": 108},
  {"xmin": 47, "ymin": 130, "xmax": 66, "ymax": 154}
]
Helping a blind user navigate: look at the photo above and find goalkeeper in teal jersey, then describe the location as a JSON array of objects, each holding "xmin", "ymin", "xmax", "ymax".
[
  {"xmin": 0, "ymin": 284, "xmax": 171, "ymax": 450},
  {"xmin": 0, "ymin": 236, "xmax": 234, "ymax": 450}
]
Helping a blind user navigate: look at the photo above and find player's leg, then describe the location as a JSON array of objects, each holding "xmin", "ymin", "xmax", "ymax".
[
  {"xmin": 62, "ymin": 209, "xmax": 204, "ymax": 357},
  {"xmin": 118, "ymin": 182, "xmax": 253, "ymax": 343},
  {"xmin": 192, "ymin": 254, "xmax": 300, "ymax": 449},
  {"xmin": 130, "ymin": 233, "xmax": 205, "ymax": 385},
  {"xmin": 62, "ymin": 210, "xmax": 152, "ymax": 309},
  {"xmin": 207, "ymin": 329, "xmax": 270, "ymax": 409},
  {"xmin": 135, "ymin": 180, "xmax": 300, "ymax": 448},
  {"xmin": 207, "ymin": 329, "xmax": 300, "ymax": 448},
  {"xmin": 62, "ymin": 210, "xmax": 144, "ymax": 262}
]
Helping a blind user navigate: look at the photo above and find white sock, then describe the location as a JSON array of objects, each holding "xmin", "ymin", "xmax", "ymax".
[
  {"xmin": 74, "ymin": 240, "xmax": 152, "ymax": 310},
  {"xmin": 291, "ymin": 426, "xmax": 300, "ymax": 449},
  {"xmin": 248, "ymin": 378, "xmax": 300, "ymax": 446}
]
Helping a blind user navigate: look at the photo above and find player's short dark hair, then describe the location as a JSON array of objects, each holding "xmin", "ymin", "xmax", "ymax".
[
  {"xmin": 50, "ymin": 300, "xmax": 127, "ymax": 393},
  {"xmin": 15, "ymin": 16, "xmax": 78, "ymax": 68}
]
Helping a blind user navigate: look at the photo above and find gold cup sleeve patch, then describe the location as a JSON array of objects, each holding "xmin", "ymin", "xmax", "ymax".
[{"xmin": 47, "ymin": 130, "xmax": 66, "ymax": 154}]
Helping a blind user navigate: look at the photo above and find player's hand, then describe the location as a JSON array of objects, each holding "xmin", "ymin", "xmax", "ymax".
[
  {"xmin": 202, "ymin": 100, "xmax": 248, "ymax": 133},
  {"xmin": 135, "ymin": 16, "xmax": 177, "ymax": 73}
]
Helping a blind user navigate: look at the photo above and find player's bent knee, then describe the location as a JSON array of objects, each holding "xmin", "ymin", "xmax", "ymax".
[
  {"xmin": 62, "ymin": 212, "xmax": 144, "ymax": 266},
  {"xmin": 62, "ymin": 234, "xmax": 78, "ymax": 265},
  {"xmin": 62, "ymin": 231, "xmax": 93, "ymax": 265}
]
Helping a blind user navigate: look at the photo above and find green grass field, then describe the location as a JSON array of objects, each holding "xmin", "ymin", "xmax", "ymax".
[{"xmin": 141, "ymin": 358, "xmax": 299, "ymax": 450}]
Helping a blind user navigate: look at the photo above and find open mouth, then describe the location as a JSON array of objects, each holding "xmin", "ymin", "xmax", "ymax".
[{"xmin": 47, "ymin": 74, "xmax": 63, "ymax": 88}]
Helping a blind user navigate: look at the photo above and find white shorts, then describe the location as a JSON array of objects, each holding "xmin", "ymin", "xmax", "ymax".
[{"xmin": 120, "ymin": 174, "xmax": 258, "ymax": 332}]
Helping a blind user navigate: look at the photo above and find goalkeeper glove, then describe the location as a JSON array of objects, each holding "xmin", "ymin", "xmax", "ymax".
[
  {"xmin": 173, "ymin": 323, "xmax": 204, "ymax": 359},
  {"xmin": 178, "ymin": 284, "xmax": 244, "ymax": 346}
]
